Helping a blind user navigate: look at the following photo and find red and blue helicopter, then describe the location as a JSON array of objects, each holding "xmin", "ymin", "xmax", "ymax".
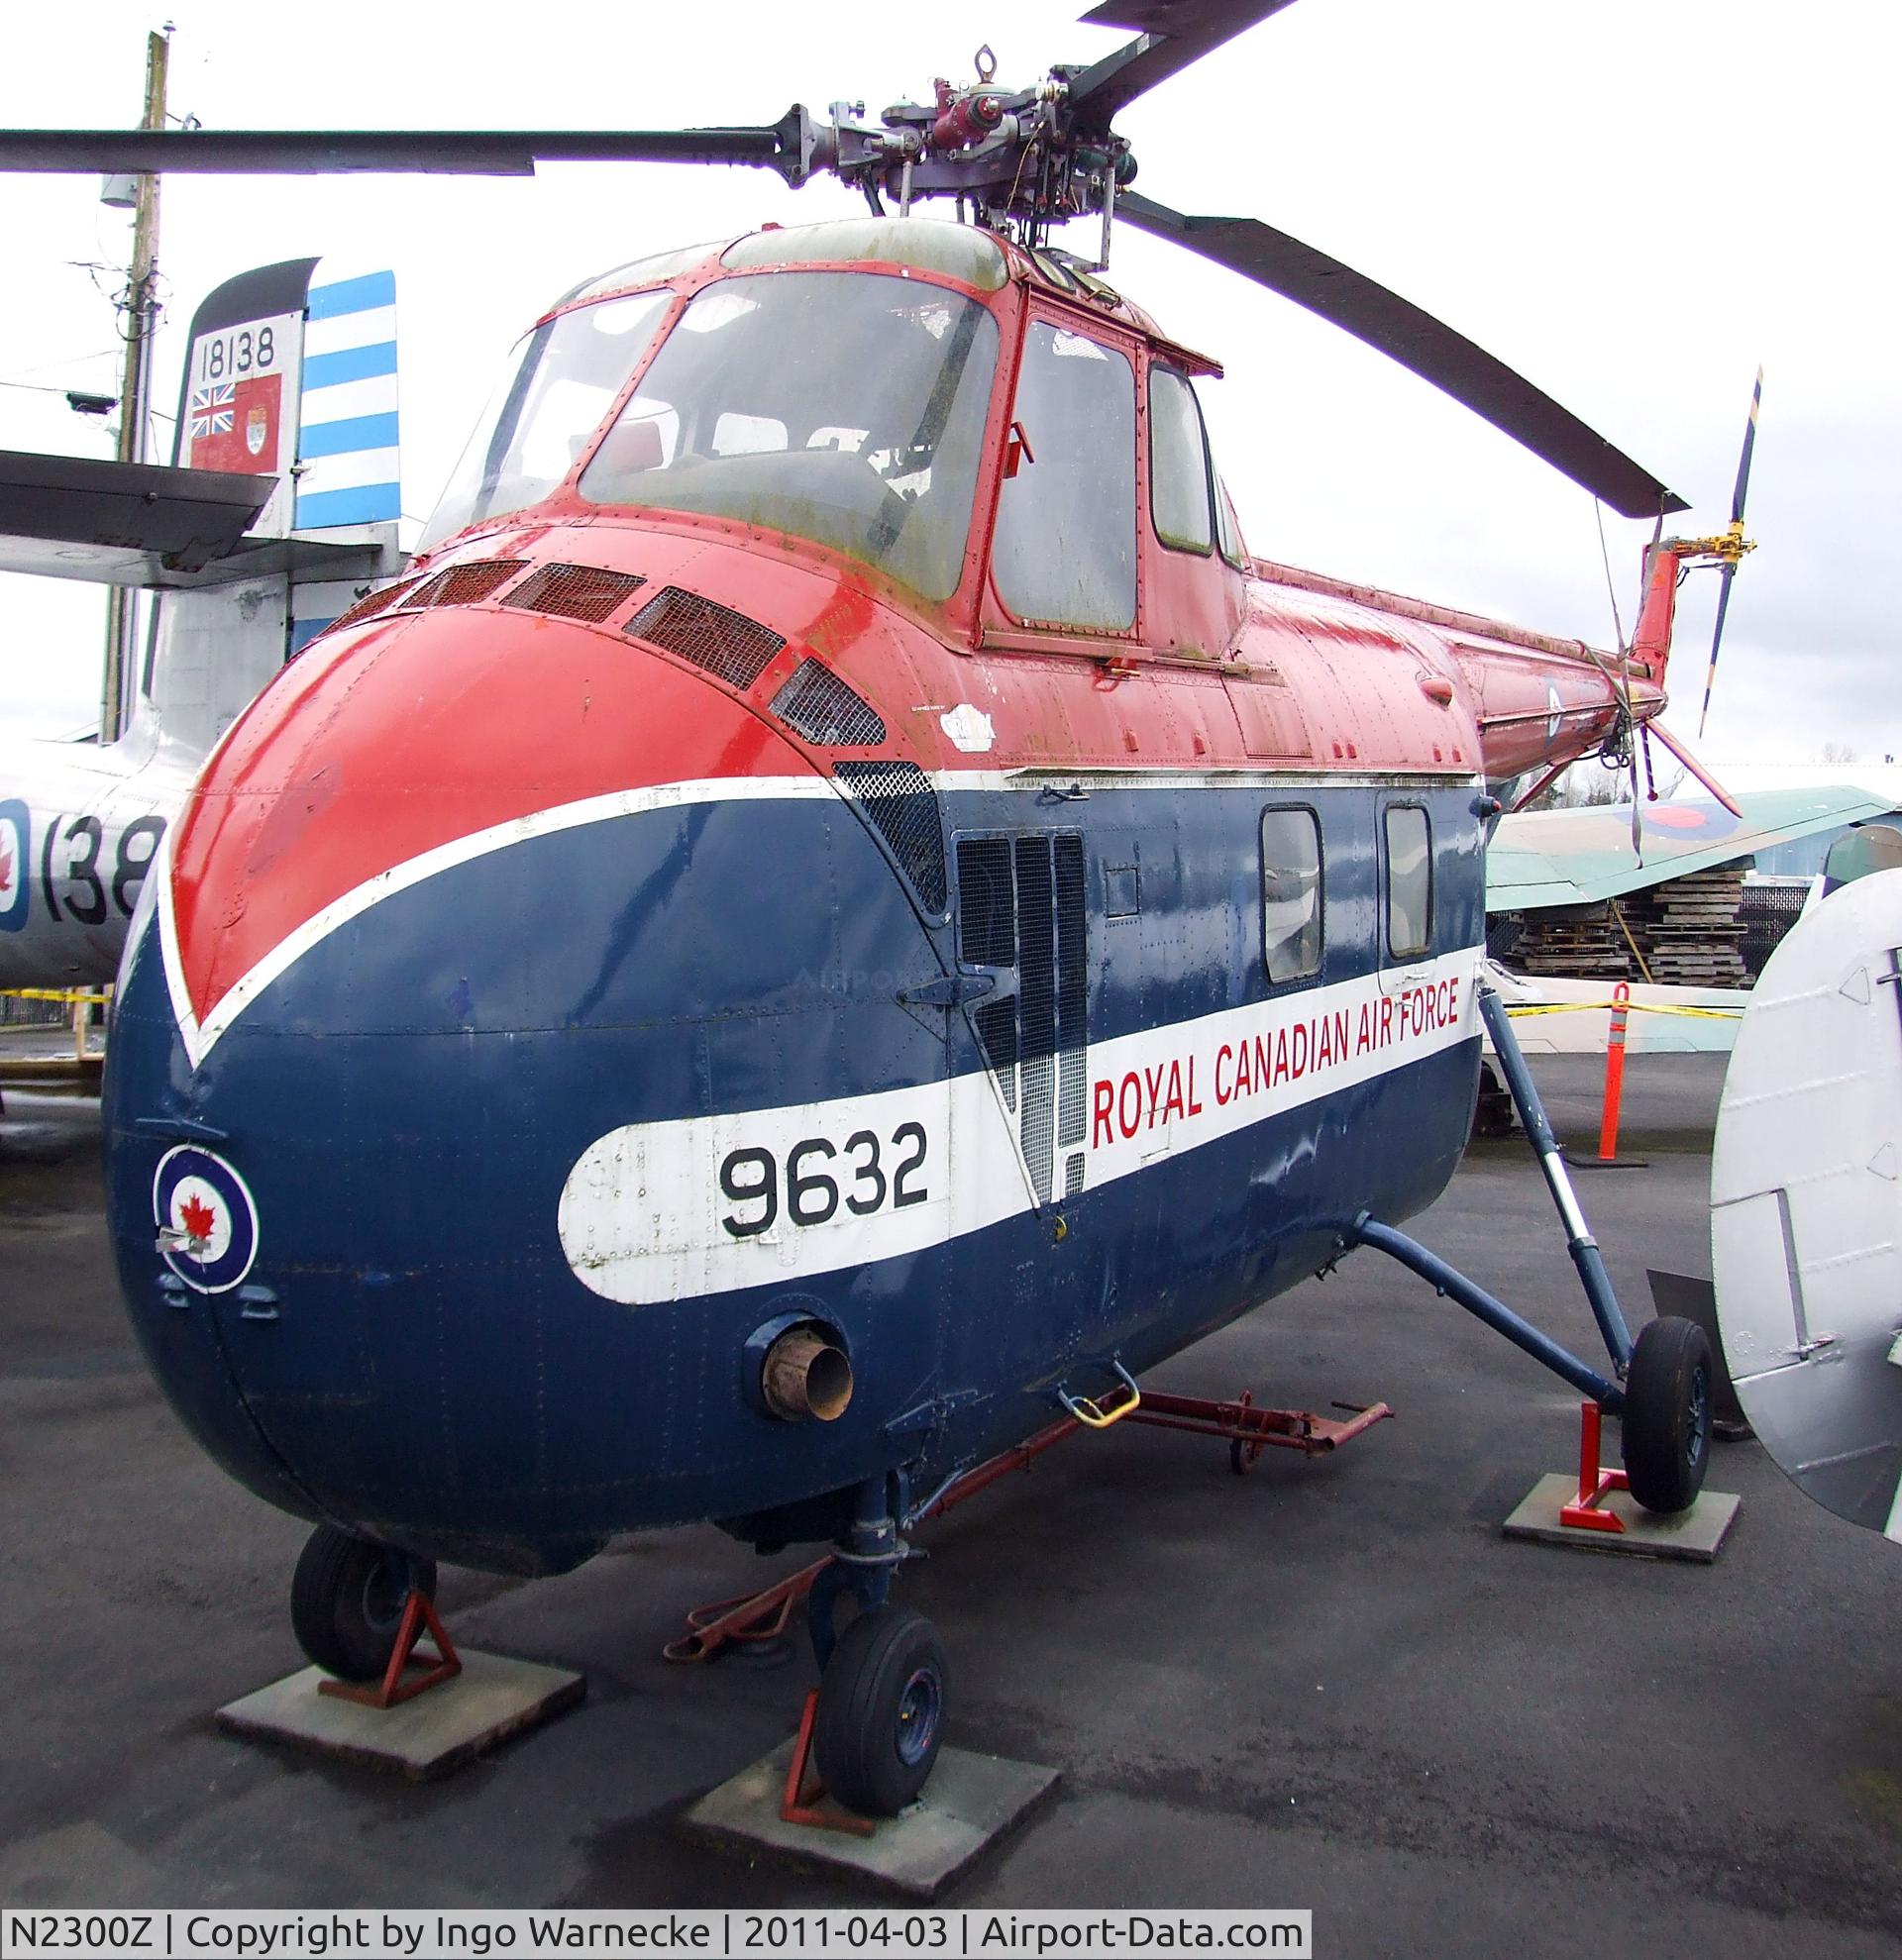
[{"xmin": 3, "ymin": 1, "xmax": 1744, "ymax": 1816}]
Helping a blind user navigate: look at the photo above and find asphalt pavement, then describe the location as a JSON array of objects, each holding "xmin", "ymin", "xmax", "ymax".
[{"xmin": 3, "ymin": 1054, "xmax": 1898, "ymax": 1955}]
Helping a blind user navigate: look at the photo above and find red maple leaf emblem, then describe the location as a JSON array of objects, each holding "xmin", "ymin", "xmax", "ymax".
[
  {"xmin": 0, "ymin": 835, "xmax": 13, "ymax": 895},
  {"xmin": 178, "ymin": 1192, "xmax": 218, "ymax": 1243}
]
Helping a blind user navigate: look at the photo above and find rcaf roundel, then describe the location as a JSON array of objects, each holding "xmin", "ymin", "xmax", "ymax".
[
  {"xmin": 153, "ymin": 1145, "xmax": 261, "ymax": 1293},
  {"xmin": 0, "ymin": 798, "xmax": 27, "ymax": 933}
]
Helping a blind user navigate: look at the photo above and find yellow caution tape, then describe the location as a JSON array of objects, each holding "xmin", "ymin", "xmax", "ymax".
[
  {"xmin": 1502, "ymin": 999, "xmax": 1744, "ymax": 1021},
  {"xmin": 2, "ymin": 987, "xmax": 112, "ymax": 1005}
]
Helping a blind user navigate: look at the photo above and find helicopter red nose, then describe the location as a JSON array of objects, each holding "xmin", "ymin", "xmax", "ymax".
[{"xmin": 162, "ymin": 595, "xmax": 812, "ymax": 1046}]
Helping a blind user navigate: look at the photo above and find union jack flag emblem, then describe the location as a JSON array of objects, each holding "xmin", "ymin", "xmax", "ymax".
[{"xmin": 189, "ymin": 381, "xmax": 236, "ymax": 438}]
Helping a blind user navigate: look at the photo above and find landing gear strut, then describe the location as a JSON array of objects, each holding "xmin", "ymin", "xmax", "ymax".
[
  {"xmin": 1344, "ymin": 981, "xmax": 1711, "ymax": 1517},
  {"xmin": 290, "ymin": 1524, "xmax": 438, "ymax": 1681},
  {"xmin": 800, "ymin": 1476, "xmax": 948, "ymax": 1818}
]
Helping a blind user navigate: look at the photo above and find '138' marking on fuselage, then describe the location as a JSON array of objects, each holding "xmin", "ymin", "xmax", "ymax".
[{"xmin": 39, "ymin": 812, "xmax": 165, "ymax": 927}]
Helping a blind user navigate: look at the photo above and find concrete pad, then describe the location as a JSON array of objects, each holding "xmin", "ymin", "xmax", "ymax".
[
  {"xmin": 681, "ymin": 1738, "xmax": 1060, "ymax": 1899},
  {"xmin": 216, "ymin": 1650, "xmax": 585, "ymax": 1781},
  {"xmin": 1501, "ymin": 1472, "xmax": 1741, "ymax": 1562}
]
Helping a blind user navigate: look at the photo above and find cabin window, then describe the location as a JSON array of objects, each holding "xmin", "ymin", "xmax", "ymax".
[
  {"xmin": 992, "ymin": 322, "xmax": 1137, "ymax": 631},
  {"xmin": 1148, "ymin": 367, "xmax": 1214, "ymax": 554},
  {"xmin": 1260, "ymin": 807, "xmax": 1322, "ymax": 983},
  {"xmin": 579, "ymin": 271, "xmax": 999, "ymax": 603},
  {"xmin": 419, "ymin": 289, "xmax": 673, "ymax": 549},
  {"xmin": 1385, "ymin": 805, "xmax": 1432, "ymax": 958},
  {"xmin": 1215, "ymin": 477, "xmax": 1247, "ymax": 571},
  {"xmin": 955, "ymin": 832, "xmax": 1090, "ymax": 1203}
]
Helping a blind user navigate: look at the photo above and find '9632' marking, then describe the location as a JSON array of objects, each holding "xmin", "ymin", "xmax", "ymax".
[{"xmin": 719, "ymin": 1123, "xmax": 928, "ymax": 1238}]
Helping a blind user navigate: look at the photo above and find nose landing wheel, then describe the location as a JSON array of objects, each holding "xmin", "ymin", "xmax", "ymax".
[
  {"xmin": 812, "ymin": 1604, "xmax": 948, "ymax": 1817},
  {"xmin": 290, "ymin": 1523, "xmax": 438, "ymax": 1681}
]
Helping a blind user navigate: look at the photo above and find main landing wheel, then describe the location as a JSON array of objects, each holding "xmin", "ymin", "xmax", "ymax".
[
  {"xmin": 290, "ymin": 1524, "xmax": 437, "ymax": 1681},
  {"xmin": 1621, "ymin": 1314, "xmax": 1714, "ymax": 1515},
  {"xmin": 812, "ymin": 1604, "xmax": 948, "ymax": 1817}
]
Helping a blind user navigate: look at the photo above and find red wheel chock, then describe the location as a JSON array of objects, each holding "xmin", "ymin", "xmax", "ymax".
[
  {"xmin": 780, "ymin": 1689, "xmax": 876, "ymax": 1838},
  {"xmin": 1558, "ymin": 1399, "xmax": 1629, "ymax": 1533},
  {"xmin": 316, "ymin": 1590, "xmax": 463, "ymax": 1708}
]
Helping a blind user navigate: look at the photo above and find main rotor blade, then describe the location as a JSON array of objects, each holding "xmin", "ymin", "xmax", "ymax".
[
  {"xmin": 0, "ymin": 109, "xmax": 816, "ymax": 183},
  {"xmin": 1731, "ymin": 363, "xmax": 1763, "ymax": 526},
  {"xmin": 1070, "ymin": 1, "xmax": 1302, "ymax": 131},
  {"xmin": 1117, "ymin": 191, "xmax": 1689, "ymax": 519}
]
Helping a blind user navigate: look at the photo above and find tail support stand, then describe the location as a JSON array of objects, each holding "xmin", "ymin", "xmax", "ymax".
[{"xmin": 1558, "ymin": 1399, "xmax": 1629, "ymax": 1533}]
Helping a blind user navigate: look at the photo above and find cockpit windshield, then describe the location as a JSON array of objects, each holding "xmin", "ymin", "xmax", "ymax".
[
  {"xmin": 580, "ymin": 271, "xmax": 1000, "ymax": 603},
  {"xmin": 418, "ymin": 288, "xmax": 673, "ymax": 551}
]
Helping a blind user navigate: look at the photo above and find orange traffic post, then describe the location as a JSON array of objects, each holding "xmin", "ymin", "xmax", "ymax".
[{"xmin": 1598, "ymin": 981, "xmax": 1631, "ymax": 1162}]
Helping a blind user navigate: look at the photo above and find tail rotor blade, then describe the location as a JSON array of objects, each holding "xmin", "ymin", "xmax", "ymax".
[
  {"xmin": 1646, "ymin": 719, "xmax": 1743, "ymax": 818},
  {"xmin": 1731, "ymin": 364, "xmax": 1764, "ymax": 527},
  {"xmin": 1631, "ymin": 724, "xmax": 1651, "ymax": 862},
  {"xmin": 1696, "ymin": 366, "xmax": 1762, "ymax": 739},
  {"xmin": 1697, "ymin": 562, "xmax": 1739, "ymax": 740}
]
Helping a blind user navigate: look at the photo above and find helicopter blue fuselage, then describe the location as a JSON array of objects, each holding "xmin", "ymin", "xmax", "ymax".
[{"xmin": 105, "ymin": 743, "xmax": 1482, "ymax": 1575}]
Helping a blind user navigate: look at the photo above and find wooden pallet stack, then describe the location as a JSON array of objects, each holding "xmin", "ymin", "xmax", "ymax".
[
  {"xmin": 1624, "ymin": 866, "xmax": 1750, "ymax": 986},
  {"xmin": 1505, "ymin": 905, "xmax": 1635, "ymax": 979}
]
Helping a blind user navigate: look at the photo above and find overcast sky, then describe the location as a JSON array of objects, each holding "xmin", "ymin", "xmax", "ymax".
[{"xmin": 3, "ymin": 0, "xmax": 1897, "ymax": 766}]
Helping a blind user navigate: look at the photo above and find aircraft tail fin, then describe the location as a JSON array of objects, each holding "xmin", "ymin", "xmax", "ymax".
[
  {"xmin": 126, "ymin": 254, "xmax": 406, "ymax": 756},
  {"xmin": 0, "ymin": 255, "xmax": 402, "ymax": 598}
]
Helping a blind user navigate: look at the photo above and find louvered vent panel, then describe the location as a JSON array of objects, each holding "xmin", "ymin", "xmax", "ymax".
[
  {"xmin": 1015, "ymin": 836, "xmax": 1058, "ymax": 1206},
  {"xmin": 405, "ymin": 559, "xmax": 528, "ymax": 608},
  {"xmin": 624, "ymin": 585, "xmax": 784, "ymax": 687},
  {"xmin": 1055, "ymin": 834, "xmax": 1089, "ymax": 1154},
  {"xmin": 955, "ymin": 832, "xmax": 1089, "ymax": 1195},
  {"xmin": 771, "ymin": 659, "xmax": 888, "ymax": 747},
  {"xmin": 504, "ymin": 562, "xmax": 646, "ymax": 623},
  {"xmin": 327, "ymin": 575, "xmax": 422, "ymax": 632},
  {"xmin": 835, "ymin": 762, "xmax": 947, "ymax": 914},
  {"xmin": 956, "ymin": 838, "xmax": 1016, "ymax": 968},
  {"xmin": 958, "ymin": 837, "xmax": 1018, "ymax": 1109},
  {"xmin": 975, "ymin": 1000, "xmax": 1019, "ymax": 1112}
]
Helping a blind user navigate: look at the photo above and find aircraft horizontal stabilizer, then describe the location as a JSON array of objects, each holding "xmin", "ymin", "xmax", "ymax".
[{"xmin": 0, "ymin": 447, "xmax": 393, "ymax": 588}]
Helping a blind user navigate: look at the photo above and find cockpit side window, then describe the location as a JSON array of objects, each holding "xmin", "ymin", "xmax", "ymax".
[
  {"xmin": 991, "ymin": 321, "xmax": 1137, "ymax": 632},
  {"xmin": 1149, "ymin": 366, "xmax": 1215, "ymax": 555},
  {"xmin": 418, "ymin": 289, "xmax": 673, "ymax": 551}
]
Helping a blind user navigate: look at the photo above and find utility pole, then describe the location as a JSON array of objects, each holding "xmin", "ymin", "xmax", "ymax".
[{"xmin": 100, "ymin": 27, "xmax": 169, "ymax": 744}]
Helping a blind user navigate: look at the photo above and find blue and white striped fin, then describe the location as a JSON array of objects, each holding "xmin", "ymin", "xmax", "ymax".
[{"xmin": 295, "ymin": 261, "xmax": 400, "ymax": 532}]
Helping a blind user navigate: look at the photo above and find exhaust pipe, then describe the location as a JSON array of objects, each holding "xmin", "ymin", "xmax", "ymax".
[{"xmin": 761, "ymin": 1323, "xmax": 854, "ymax": 1423}]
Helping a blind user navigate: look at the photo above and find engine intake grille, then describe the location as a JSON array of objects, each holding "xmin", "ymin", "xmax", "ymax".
[
  {"xmin": 504, "ymin": 562, "xmax": 647, "ymax": 624},
  {"xmin": 835, "ymin": 762, "xmax": 947, "ymax": 915},
  {"xmin": 402, "ymin": 560, "xmax": 528, "ymax": 609},
  {"xmin": 624, "ymin": 585, "xmax": 784, "ymax": 687},
  {"xmin": 326, "ymin": 575, "xmax": 423, "ymax": 633},
  {"xmin": 771, "ymin": 659, "xmax": 888, "ymax": 747}
]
